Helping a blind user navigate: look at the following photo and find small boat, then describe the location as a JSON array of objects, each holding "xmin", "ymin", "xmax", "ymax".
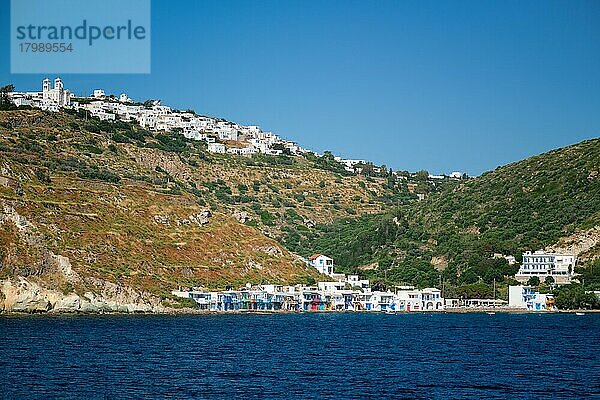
[
  {"xmin": 486, "ymin": 312, "xmax": 496, "ymax": 315},
  {"xmin": 385, "ymin": 310, "xmax": 396, "ymax": 315},
  {"xmin": 575, "ymin": 312, "xmax": 585, "ymax": 316}
]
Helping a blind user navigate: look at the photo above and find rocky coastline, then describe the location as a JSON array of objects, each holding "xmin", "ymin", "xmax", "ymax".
[{"xmin": 0, "ymin": 277, "xmax": 162, "ymax": 314}]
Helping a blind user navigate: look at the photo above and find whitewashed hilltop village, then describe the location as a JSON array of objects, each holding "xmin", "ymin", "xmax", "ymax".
[
  {"xmin": 9, "ymin": 78, "xmax": 304, "ymax": 157},
  {"xmin": 7, "ymin": 78, "xmax": 367, "ymax": 168},
  {"xmin": 7, "ymin": 78, "xmax": 468, "ymax": 178}
]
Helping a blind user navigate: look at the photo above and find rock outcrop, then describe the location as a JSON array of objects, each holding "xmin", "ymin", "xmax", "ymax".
[
  {"xmin": 546, "ymin": 226, "xmax": 600, "ymax": 262},
  {"xmin": 0, "ymin": 277, "xmax": 161, "ymax": 313}
]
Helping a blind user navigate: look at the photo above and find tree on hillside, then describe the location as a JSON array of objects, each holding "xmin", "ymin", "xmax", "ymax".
[
  {"xmin": 414, "ymin": 170, "xmax": 429, "ymax": 181},
  {"xmin": 358, "ymin": 162, "xmax": 375, "ymax": 176},
  {"xmin": 527, "ymin": 276, "xmax": 540, "ymax": 286},
  {"xmin": 322, "ymin": 151, "xmax": 335, "ymax": 161},
  {"xmin": 0, "ymin": 84, "xmax": 15, "ymax": 110},
  {"xmin": 576, "ymin": 260, "xmax": 600, "ymax": 290},
  {"xmin": 372, "ymin": 280, "xmax": 387, "ymax": 291},
  {"xmin": 379, "ymin": 164, "xmax": 388, "ymax": 178}
]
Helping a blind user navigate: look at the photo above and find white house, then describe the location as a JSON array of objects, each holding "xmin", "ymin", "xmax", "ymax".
[
  {"xmin": 421, "ymin": 288, "xmax": 444, "ymax": 310},
  {"xmin": 318, "ymin": 281, "xmax": 346, "ymax": 292},
  {"xmin": 207, "ymin": 142, "xmax": 226, "ymax": 153},
  {"xmin": 370, "ymin": 291, "xmax": 396, "ymax": 311},
  {"xmin": 94, "ymin": 110, "xmax": 116, "ymax": 121},
  {"xmin": 515, "ymin": 250, "xmax": 576, "ymax": 284},
  {"xmin": 492, "ymin": 253, "xmax": 517, "ymax": 265},
  {"xmin": 346, "ymin": 275, "xmax": 370, "ymax": 290},
  {"xmin": 8, "ymin": 93, "xmax": 35, "ymax": 107},
  {"xmin": 308, "ymin": 254, "xmax": 334, "ymax": 276},
  {"xmin": 92, "ymin": 89, "xmax": 105, "ymax": 98},
  {"xmin": 216, "ymin": 128, "xmax": 239, "ymax": 141},
  {"xmin": 227, "ymin": 146, "xmax": 256, "ymax": 156},
  {"xmin": 428, "ymin": 174, "xmax": 445, "ymax": 180},
  {"xmin": 266, "ymin": 149, "xmax": 283, "ymax": 156},
  {"xmin": 119, "ymin": 93, "xmax": 131, "ymax": 103},
  {"xmin": 392, "ymin": 286, "xmax": 444, "ymax": 311},
  {"xmin": 138, "ymin": 109, "xmax": 157, "ymax": 129},
  {"xmin": 508, "ymin": 285, "xmax": 555, "ymax": 311}
]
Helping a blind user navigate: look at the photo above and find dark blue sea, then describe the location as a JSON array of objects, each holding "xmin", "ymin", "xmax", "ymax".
[{"xmin": 1, "ymin": 312, "xmax": 599, "ymax": 399}]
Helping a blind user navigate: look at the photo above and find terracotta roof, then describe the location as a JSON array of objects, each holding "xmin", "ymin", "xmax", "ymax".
[{"xmin": 308, "ymin": 254, "xmax": 321, "ymax": 261}]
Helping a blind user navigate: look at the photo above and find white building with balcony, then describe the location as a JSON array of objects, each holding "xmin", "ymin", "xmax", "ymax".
[
  {"xmin": 346, "ymin": 275, "xmax": 370, "ymax": 290},
  {"xmin": 393, "ymin": 286, "xmax": 444, "ymax": 311},
  {"xmin": 508, "ymin": 285, "xmax": 555, "ymax": 311},
  {"xmin": 515, "ymin": 250, "xmax": 576, "ymax": 284}
]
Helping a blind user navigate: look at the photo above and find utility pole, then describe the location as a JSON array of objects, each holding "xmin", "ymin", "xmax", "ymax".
[{"xmin": 493, "ymin": 278, "xmax": 496, "ymax": 309}]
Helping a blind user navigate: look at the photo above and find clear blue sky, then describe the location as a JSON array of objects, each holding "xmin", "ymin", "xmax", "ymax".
[{"xmin": 1, "ymin": 0, "xmax": 599, "ymax": 175}]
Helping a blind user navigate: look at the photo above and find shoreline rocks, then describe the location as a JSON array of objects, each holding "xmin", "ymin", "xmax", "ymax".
[{"xmin": 0, "ymin": 277, "xmax": 161, "ymax": 314}]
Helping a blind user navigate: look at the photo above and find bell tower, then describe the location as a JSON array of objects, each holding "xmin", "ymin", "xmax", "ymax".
[{"xmin": 42, "ymin": 78, "xmax": 51, "ymax": 101}]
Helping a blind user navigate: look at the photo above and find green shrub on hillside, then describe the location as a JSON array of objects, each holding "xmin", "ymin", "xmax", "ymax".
[{"xmin": 77, "ymin": 167, "xmax": 121, "ymax": 183}]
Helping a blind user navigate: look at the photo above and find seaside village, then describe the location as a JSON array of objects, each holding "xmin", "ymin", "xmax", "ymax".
[
  {"xmin": 7, "ymin": 79, "xmax": 585, "ymax": 312},
  {"xmin": 171, "ymin": 250, "xmax": 580, "ymax": 313},
  {"xmin": 173, "ymin": 254, "xmax": 446, "ymax": 313}
]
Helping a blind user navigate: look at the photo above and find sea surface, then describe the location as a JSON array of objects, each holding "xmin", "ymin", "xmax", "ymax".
[{"xmin": 1, "ymin": 312, "xmax": 599, "ymax": 399}]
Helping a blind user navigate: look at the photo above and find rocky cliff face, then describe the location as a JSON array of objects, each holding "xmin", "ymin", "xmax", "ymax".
[
  {"xmin": 0, "ymin": 241, "xmax": 164, "ymax": 313},
  {"xmin": 0, "ymin": 277, "xmax": 161, "ymax": 313},
  {"xmin": 546, "ymin": 226, "xmax": 600, "ymax": 263}
]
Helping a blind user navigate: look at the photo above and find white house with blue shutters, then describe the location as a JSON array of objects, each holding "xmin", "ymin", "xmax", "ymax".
[{"xmin": 308, "ymin": 254, "xmax": 334, "ymax": 276}]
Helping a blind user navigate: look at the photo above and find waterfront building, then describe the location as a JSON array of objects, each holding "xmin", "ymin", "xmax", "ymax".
[
  {"xmin": 463, "ymin": 299, "xmax": 508, "ymax": 308},
  {"xmin": 392, "ymin": 286, "xmax": 444, "ymax": 311},
  {"xmin": 421, "ymin": 288, "xmax": 444, "ymax": 310},
  {"xmin": 300, "ymin": 287, "xmax": 324, "ymax": 311},
  {"xmin": 370, "ymin": 291, "xmax": 395, "ymax": 311},
  {"xmin": 444, "ymin": 298, "xmax": 460, "ymax": 308},
  {"xmin": 508, "ymin": 285, "xmax": 555, "ymax": 311},
  {"xmin": 172, "ymin": 282, "xmax": 446, "ymax": 313},
  {"xmin": 353, "ymin": 291, "xmax": 374, "ymax": 311},
  {"xmin": 515, "ymin": 250, "xmax": 576, "ymax": 284}
]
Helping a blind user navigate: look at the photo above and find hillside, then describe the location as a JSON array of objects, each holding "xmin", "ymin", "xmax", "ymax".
[
  {"xmin": 2, "ymin": 108, "xmax": 597, "ymax": 311},
  {"xmin": 297, "ymin": 138, "xmax": 600, "ymax": 294},
  {"xmin": 0, "ymin": 109, "xmax": 432, "ymax": 311}
]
